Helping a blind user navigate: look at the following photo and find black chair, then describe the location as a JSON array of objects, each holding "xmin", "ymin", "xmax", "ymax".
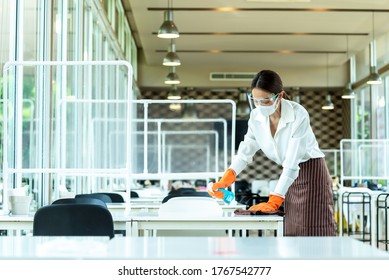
[
  {"xmin": 33, "ymin": 203, "xmax": 114, "ymax": 239},
  {"xmin": 130, "ymin": 191, "xmax": 139, "ymax": 198},
  {"xmin": 162, "ymin": 189, "xmax": 211, "ymax": 203},
  {"xmin": 96, "ymin": 192, "xmax": 125, "ymax": 203},
  {"xmin": 52, "ymin": 197, "xmax": 107, "ymax": 208},
  {"xmin": 75, "ymin": 193, "xmax": 112, "ymax": 204}
]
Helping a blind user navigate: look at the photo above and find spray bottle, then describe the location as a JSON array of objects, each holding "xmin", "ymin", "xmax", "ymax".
[
  {"xmin": 217, "ymin": 188, "xmax": 235, "ymax": 204},
  {"xmin": 207, "ymin": 182, "xmax": 236, "ymax": 204}
]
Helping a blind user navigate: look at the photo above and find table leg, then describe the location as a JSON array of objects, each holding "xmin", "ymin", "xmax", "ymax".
[{"xmin": 277, "ymin": 221, "xmax": 284, "ymax": 236}]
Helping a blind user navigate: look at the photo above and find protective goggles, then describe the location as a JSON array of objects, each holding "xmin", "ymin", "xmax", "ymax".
[{"xmin": 247, "ymin": 92, "xmax": 278, "ymax": 109}]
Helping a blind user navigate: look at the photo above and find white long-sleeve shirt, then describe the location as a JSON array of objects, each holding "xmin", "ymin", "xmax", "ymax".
[{"xmin": 230, "ymin": 99, "xmax": 324, "ymax": 197}]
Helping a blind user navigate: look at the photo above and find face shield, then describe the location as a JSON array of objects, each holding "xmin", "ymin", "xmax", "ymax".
[{"xmin": 247, "ymin": 91, "xmax": 278, "ymax": 110}]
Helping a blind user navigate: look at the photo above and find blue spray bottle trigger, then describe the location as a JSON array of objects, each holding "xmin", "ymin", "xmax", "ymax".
[{"xmin": 218, "ymin": 188, "xmax": 235, "ymax": 204}]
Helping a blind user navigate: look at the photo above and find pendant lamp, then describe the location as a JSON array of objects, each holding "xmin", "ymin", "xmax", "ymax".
[
  {"xmin": 163, "ymin": 40, "xmax": 181, "ymax": 66},
  {"xmin": 236, "ymin": 90, "xmax": 251, "ymax": 118},
  {"xmin": 292, "ymin": 87, "xmax": 301, "ymax": 103},
  {"xmin": 167, "ymin": 84, "xmax": 181, "ymax": 100},
  {"xmin": 342, "ymin": 83, "xmax": 355, "ymax": 99},
  {"xmin": 165, "ymin": 66, "xmax": 180, "ymax": 85},
  {"xmin": 158, "ymin": 0, "xmax": 179, "ymax": 39},
  {"xmin": 182, "ymin": 98, "xmax": 198, "ymax": 119},
  {"xmin": 367, "ymin": 12, "xmax": 382, "ymax": 85},
  {"xmin": 342, "ymin": 35, "xmax": 356, "ymax": 99},
  {"xmin": 322, "ymin": 94, "xmax": 334, "ymax": 110},
  {"xmin": 322, "ymin": 53, "xmax": 334, "ymax": 110}
]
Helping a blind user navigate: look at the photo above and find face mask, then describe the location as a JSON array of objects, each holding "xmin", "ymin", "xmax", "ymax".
[{"xmin": 256, "ymin": 96, "xmax": 279, "ymax": 117}]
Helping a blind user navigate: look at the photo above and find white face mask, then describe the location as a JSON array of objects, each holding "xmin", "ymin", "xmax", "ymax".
[{"xmin": 256, "ymin": 96, "xmax": 280, "ymax": 117}]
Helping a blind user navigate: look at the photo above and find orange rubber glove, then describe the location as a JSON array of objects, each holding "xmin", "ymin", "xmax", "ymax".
[
  {"xmin": 248, "ymin": 194, "xmax": 284, "ymax": 212},
  {"xmin": 207, "ymin": 169, "xmax": 236, "ymax": 199}
]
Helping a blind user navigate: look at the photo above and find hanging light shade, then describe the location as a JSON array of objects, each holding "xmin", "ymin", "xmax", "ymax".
[
  {"xmin": 342, "ymin": 83, "xmax": 355, "ymax": 99},
  {"xmin": 163, "ymin": 40, "xmax": 181, "ymax": 66},
  {"xmin": 182, "ymin": 98, "xmax": 198, "ymax": 119},
  {"xmin": 236, "ymin": 91, "xmax": 251, "ymax": 118},
  {"xmin": 367, "ymin": 66, "xmax": 382, "ymax": 85},
  {"xmin": 167, "ymin": 84, "xmax": 181, "ymax": 100},
  {"xmin": 292, "ymin": 95, "xmax": 301, "ymax": 103},
  {"xmin": 367, "ymin": 13, "xmax": 382, "ymax": 85},
  {"xmin": 158, "ymin": 10, "xmax": 179, "ymax": 39},
  {"xmin": 165, "ymin": 67, "xmax": 180, "ymax": 84},
  {"xmin": 169, "ymin": 89, "xmax": 183, "ymax": 111},
  {"xmin": 291, "ymin": 87, "xmax": 301, "ymax": 103},
  {"xmin": 322, "ymin": 94, "xmax": 334, "ymax": 110},
  {"xmin": 322, "ymin": 54, "xmax": 334, "ymax": 110},
  {"xmin": 342, "ymin": 36, "xmax": 356, "ymax": 99}
]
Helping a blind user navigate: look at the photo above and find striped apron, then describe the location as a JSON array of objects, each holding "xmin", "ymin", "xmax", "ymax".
[{"xmin": 284, "ymin": 157, "xmax": 336, "ymax": 236}]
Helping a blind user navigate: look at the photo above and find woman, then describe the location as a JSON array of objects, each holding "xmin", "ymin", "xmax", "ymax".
[{"xmin": 208, "ymin": 69, "xmax": 336, "ymax": 236}]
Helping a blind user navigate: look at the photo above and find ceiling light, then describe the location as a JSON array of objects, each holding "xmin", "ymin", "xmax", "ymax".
[
  {"xmin": 236, "ymin": 91, "xmax": 251, "ymax": 118},
  {"xmin": 169, "ymin": 103, "xmax": 182, "ymax": 112},
  {"xmin": 291, "ymin": 87, "xmax": 301, "ymax": 103},
  {"xmin": 182, "ymin": 99, "xmax": 198, "ymax": 119},
  {"xmin": 158, "ymin": 9, "xmax": 179, "ymax": 39},
  {"xmin": 342, "ymin": 36, "xmax": 355, "ymax": 99},
  {"xmin": 322, "ymin": 94, "xmax": 334, "ymax": 110},
  {"xmin": 367, "ymin": 66, "xmax": 382, "ymax": 85},
  {"xmin": 163, "ymin": 40, "xmax": 181, "ymax": 66},
  {"xmin": 342, "ymin": 83, "xmax": 355, "ymax": 99},
  {"xmin": 165, "ymin": 67, "xmax": 180, "ymax": 84},
  {"xmin": 322, "ymin": 54, "xmax": 334, "ymax": 110},
  {"xmin": 292, "ymin": 95, "xmax": 301, "ymax": 103},
  {"xmin": 367, "ymin": 12, "xmax": 382, "ymax": 85},
  {"xmin": 167, "ymin": 85, "xmax": 181, "ymax": 100}
]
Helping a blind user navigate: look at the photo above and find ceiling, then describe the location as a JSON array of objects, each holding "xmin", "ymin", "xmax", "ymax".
[{"xmin": 123, "ymin": 0, "xmax": 389, "ymax": 88}]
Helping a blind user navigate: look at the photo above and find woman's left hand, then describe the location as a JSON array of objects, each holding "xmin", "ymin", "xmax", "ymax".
[{"xmin": 248, "ymin": 194, "xmax": 284, "ymax": 212}]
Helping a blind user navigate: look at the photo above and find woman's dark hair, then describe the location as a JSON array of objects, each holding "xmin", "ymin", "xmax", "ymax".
[
  {"xmin": 251, "ymin": 69, "xmax": 290, "ymax": 100},
  {"xmin": 251, "ymin": 70, "xmax": 283, "ymax": 93}
]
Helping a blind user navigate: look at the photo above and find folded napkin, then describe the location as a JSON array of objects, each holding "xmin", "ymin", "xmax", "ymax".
[{"xmin": 234, "ymin": 209, "xmax": 285, "ymax": 216}]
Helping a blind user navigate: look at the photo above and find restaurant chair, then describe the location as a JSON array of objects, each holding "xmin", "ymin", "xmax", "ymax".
[
  {"xmin": 130, "ymin": 191, "xmax": 139, "ymax": 198},
  {"xmin": 96, "ymin": 192, "xmax": 125, "ymax": 203},
  {"xmin": 162, "ymin": 189, "xmax": 211, "ymax": 203},
  {"xmin": 75, "ymin": 193, "xmax": 112, "ymax": 204},
  {"xmin": 52, "ymin": 197, "xmax": 107, "ymax": 208},
  {"xmin": 33, "ymin": 203, "xmax": 114, "ymax": 239}
]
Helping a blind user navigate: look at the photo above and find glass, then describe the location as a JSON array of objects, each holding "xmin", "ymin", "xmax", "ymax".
[{"xmin": 248, "ymin": 92, "xmax": 278, "ymax": 106}]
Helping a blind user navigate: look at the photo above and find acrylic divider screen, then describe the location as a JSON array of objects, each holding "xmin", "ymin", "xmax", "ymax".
[
  {"xmin": 340, "ymin": 139, "xmax": 389, "ymax": 186},
  {"xmin": 1, "ymin": 61, "xmax": 132, "ymax": 208},
  {"xmin": 132, "ymin": 99, "xmax": 236, "ymax": 181}
]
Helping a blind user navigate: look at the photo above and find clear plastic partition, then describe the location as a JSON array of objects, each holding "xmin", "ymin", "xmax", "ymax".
[
  {"xmin": 1, "ymin": 61, "xmax": 236, "ymax": 213},
  {"xmin": 1, "ymin": 61, "xmax": 133, "ymax": 211},
  {"xmin": 131, "ymin": 99, "xmax": 236, "ymax": 181},
  {"xmin": 340, "ymin": 139, "xmax": 389, "ymax": 186}
]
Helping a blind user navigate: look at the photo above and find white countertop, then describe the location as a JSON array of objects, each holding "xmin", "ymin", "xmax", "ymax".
[{"xmin": 0, "ymin": 236, "xmax": 388, "ymax": 260}]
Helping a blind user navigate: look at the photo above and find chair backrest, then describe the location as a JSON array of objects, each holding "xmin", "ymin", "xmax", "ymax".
[
  {"xmin": 75, "ymin": 193, "xmax": 112, "ymax": 204},
  {"xmin": 33, "ymin": 203, "xmax": 114, "ymax": 238},
  {"xmin": 159, "ymin": 196, "xmax": 223, "ymax": 218},
  {"xmin": 96, "ymin": 192, "xmax": 125, "ymax": 203},
  {"xmin": 162, "ymin": 190, "xmax": 211, "ymax": 203},
  {"xmin": 52, "ymin": 197, "xmax": 107, "ymax": 208},
  {"xmin": 130, "ymin": 191, "xmax": 139, "ymax": 198}
]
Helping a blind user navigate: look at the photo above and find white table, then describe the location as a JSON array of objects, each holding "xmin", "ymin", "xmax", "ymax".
[
  {"xmin": 0, "ymin": 236, "xmax": 388, "ymax": 260},
  {"xmin": 126, "ymin": 212, "xmax": 284, "ymax": 237},
  {"xmin": 0, "ymin": 214, "xmax": 128, "ymax": 234},
  {"xmin": 107, "ymin": 202, "xmax": 247, "ymax": 215}
]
